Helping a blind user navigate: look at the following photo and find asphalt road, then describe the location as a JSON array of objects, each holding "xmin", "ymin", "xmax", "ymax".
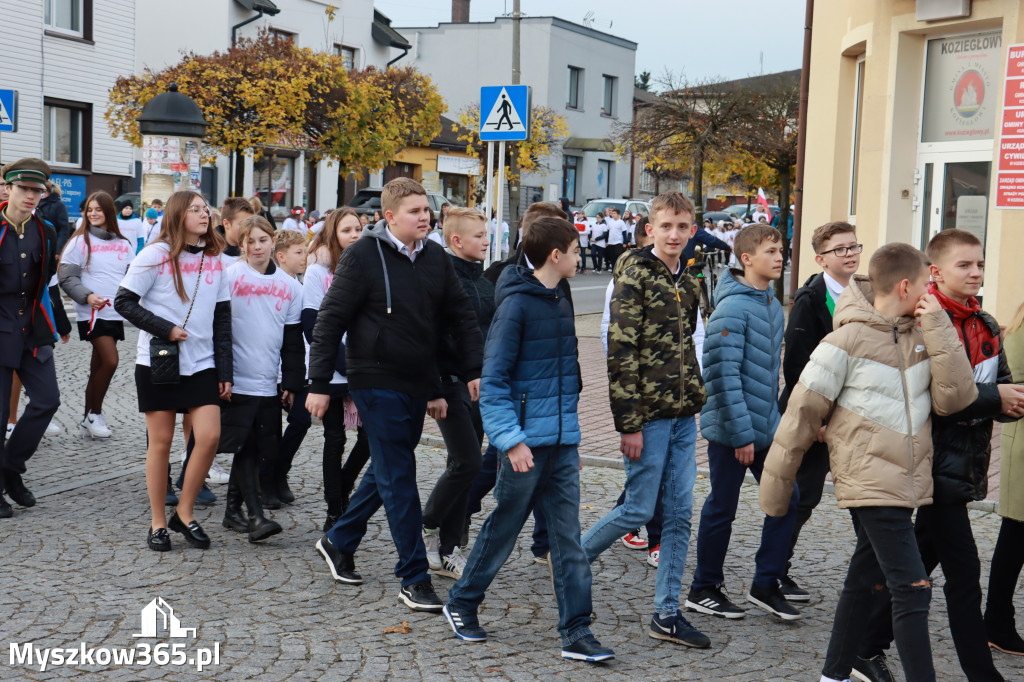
[{"xmin": 569, "ymin": 270, "xmax": 613, "ymax": 315}]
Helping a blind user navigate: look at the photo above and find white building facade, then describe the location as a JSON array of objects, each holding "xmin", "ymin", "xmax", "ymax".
[
  {"xmin": 136, "ymin": 0, "xmax": 406, "ymax": 217},
  {"xmin": 393, "ymin": 16, "xmax": 637, "ymax": 210},
  {"xmin": 0, "ymin": 0, "xmax": 137, "ymax": 223}
]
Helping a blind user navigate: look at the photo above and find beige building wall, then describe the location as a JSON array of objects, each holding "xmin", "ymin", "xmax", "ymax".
[{"xmin": 802, "ymin": 0, "xmax": 1024, "ymax": 322}]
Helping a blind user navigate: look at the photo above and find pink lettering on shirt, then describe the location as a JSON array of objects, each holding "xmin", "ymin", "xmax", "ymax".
[
  {"xmin": 90, "ymin": 240, "xmax": 132, "ymax": 260},
  {"xmin": 232, "ymin": 275, "xmax": 294, "ymax": 311},
  {"xmin": 157, "ymin": 256, "xmax": 224, "ymax": 284}
]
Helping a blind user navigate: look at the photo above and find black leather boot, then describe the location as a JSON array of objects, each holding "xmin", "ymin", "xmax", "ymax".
[
  {"xmin": 322, "ymin": 495, "xmax": 346, "ymax": 534},
  {"xmin": 260, "ymin": 470, "xmax": 282, "ymax": 510},
  {"xmin": 241, "ymin": 452, "xmax": 281, "ymax": 543},
  {"xmin": 221, "ymin": 457, "xmax": 247, "ymax": 533}
]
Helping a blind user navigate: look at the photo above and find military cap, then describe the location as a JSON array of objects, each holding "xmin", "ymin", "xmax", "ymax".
[{"xmin": 4, "ymin": 158, "xmax": 51, "ymax": 189}]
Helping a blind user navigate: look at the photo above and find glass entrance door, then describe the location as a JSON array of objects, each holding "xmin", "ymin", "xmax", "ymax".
[{"xmin": 917, "ymin": 153, "xmax": 991, "ymax": 252}]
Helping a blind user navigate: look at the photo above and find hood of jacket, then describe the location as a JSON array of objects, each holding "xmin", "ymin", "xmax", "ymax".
[
  {"xmin": 714, "ymin": 267, "xmax": 778, "ymax": 306},
  {"xmin": 833, "ymin": 275, "xmax": 918, "ymax": 336},
  {"xmin": 495, "ymin": 264, "xmax": 560, "ymax": 307}
]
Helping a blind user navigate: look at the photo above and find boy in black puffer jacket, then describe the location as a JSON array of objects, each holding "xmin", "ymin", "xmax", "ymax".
[
  {"xmin": 421, "ymin": 208, "xmax": 496, "ymax": 581},
  {"xmin": 307, "ymin": 178, "xmax": 484, "ymax": 613},
  {"xmin": 861, "ymin": 229, "xmax": 1024, "ymax": 682}
]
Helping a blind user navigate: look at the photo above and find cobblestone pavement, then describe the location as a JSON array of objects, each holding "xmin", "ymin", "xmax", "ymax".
[{"xmin": 2, "ymin": 321, "xmax": 1022, "ymax": 680}]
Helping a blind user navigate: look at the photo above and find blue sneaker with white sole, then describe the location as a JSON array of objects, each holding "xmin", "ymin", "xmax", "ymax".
[
  {"xmin": 561, "ymin": 634, "xmax": 615, "ymax": 662},
  {"xmin": 443, "ymin": 604, "xmax": 487, "ymax": 642}
]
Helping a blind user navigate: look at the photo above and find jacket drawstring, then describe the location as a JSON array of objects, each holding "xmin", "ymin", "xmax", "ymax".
[{"xmin": 375, "ymin": 238, "xmax": 393, "ymax": 315}]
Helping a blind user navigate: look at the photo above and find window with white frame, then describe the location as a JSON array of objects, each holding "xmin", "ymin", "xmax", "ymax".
[
  {"xmin": 334, "ymin": 44, "xmax": 357, "ymax": 70},
  {"xmin": 44, "ymin": 102, "xmax": 85, "ymax": 168},
  {"xmin": 568, "ymin": 66, "xmax": 583, "ymax": 110},
  {"xmin": 44, "ymin": 0, "xmax": 84, "ymax": 37},
  {"xmin": 602, "ymin": 75, "xmax": 617, "ymax": 117}
]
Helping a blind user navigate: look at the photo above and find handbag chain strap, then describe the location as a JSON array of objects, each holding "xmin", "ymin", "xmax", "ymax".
[{"xmin": 180, "ymin": 252, "xmax": 205, "ymax": 331}]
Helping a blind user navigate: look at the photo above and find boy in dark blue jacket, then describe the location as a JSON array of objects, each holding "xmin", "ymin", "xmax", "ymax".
[
  {"xmin": 685, "ymin": 223, "xmax": 801, "ymax": 622},
  {"xmin": 443, "ymin": 217, "xmax": 614, "ymax": 663}
]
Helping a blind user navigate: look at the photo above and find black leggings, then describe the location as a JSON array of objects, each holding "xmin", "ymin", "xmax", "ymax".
[{"xmin": 322, "ymin": 396, "xmax": 370, "ymax": 505}]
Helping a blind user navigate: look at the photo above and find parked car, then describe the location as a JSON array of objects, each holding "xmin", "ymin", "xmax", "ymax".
[
  {"xmin": 722, "ymin": 202, "xmax": 780, "ymax": 221},
  {"xmin": 115, "ymin": 192, "xmax": 142, "ymax": 214},
  {"xmin": 579, "ymin": 198, "xmax": 651, "ymax": 221},
  {"xmin": 701, "ymin": 211, "xmax": 735, "ymax": 226},
  {"xmin": 349, "ymin": 187, "xmax": 452, "ymax": 218}
]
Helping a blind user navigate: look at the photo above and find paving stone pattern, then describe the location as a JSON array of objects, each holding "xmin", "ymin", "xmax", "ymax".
[{"xmin": 1, "ymin": 319, "xmax": 1021, "ymax": 680}]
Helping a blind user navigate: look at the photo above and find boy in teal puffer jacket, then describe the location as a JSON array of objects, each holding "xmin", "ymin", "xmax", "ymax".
[
  {"xmin": 685, "ymin": 223, "xmax": 801, "ymax": 623},
  {"xmin": 443, "ymin": 217, "xmax": 615, "ymax": 663}
]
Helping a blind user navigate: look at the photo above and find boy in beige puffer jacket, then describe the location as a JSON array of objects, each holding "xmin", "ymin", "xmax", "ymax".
[{"xmin": 759, "ymin": 243, "xmax": 977, "ymax": 682}]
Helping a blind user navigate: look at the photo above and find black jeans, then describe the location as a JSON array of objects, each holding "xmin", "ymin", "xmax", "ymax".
[
  {"xmin": 823, "ymin": 506, "xmax": 934, "ymax": 682},
  {"xmin": 786, "ymin": 441, "xmax": 830, "ymax": 572},
  {"xmin": 605, "ymin": 243, "xmax": 624, "ymax": 270},
  {"xmin": 322, "ymin": 395, "xmax": 370, "ymax": 506},
  {"xmin": 275, "ymin": 388, "xmax": 312, "ymax": 478},
  {"xmin": 590, "ymin": 244, "xmax": 605, "ymax": 271},
  {"xmin": 422, "ymin": 381, "xmax": 484, "ymax": 556},
  {"xmin": 986, "ymin": 517, "xmax": 1024, "ymax": 632}
]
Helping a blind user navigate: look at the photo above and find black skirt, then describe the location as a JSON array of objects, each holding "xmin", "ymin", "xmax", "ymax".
[
  {"xmin": 135, "ymin": 365, "xmax": 219, "ymax": 413},
  {"xmin": 77, "ymin": 319, "xmax": 125, "ymax": 342}
]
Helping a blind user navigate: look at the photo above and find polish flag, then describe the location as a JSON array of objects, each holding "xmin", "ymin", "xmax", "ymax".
[{"xmin": 757, "ymin": 187, "xmax": 772, "ymax": 220}]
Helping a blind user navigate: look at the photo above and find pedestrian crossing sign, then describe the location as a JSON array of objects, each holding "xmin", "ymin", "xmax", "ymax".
[
  {"xmin": 479, "ymin": 85, "xmax": 531, "ymax": 141},
  {"xmin": 0, "ymin": 89, "xmax": 17, "ymax": 133}
]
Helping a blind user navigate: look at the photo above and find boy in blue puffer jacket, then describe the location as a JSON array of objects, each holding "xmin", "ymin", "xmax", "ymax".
[
  {"xmin": 443, "ymin": 217, "xmax": 615, "ymax": 663},
  {"xmin": 685, "ymin": 223, "xmax": 801, "ymax": 622}
]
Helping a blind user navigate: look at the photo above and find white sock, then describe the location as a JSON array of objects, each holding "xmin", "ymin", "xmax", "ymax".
[{"xmin": 820, "ymin": 676, "xmax": 847, "ymax": 682}]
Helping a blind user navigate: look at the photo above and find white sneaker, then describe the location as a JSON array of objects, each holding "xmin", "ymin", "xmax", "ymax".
[
  {"xmin": 5, "ymin": 423, "xmax": 14, "ymax": 440},
  {"xmin": 647, "ymin": 545, "xmax": 660, "ymax": 567},
  {"xmin": 81, "ymin": 412, "xmax": 111, "ymax": 438},
  {"xmin": 422, "ymin": 527, "xmax": 442, "ymax": 570},
  {"xmin": 437, "ymin": 547, "xmax": 467, "ymax": 580},
  {"xmin": 206, "ymin": 459, "xmax": 231, "ymax": 485},
  {"xmin": 44, "ymin": 420, "xmax": 62, "ymax": 437}
]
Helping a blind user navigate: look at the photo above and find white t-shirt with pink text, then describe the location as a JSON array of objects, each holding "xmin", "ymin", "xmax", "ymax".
[
  {"xmin": 227, "ymin": 260, "xmax": 302, "ymax": 397},
  {"xmin": 120, "ymin": 242, "xmax": 230, "ymax": 375},
  {"xmin": 61, "ymin": 231, "xmax": 134, "ymax": 323},
  {"xmin": 302, "ymin": 261, "xmax": 344, "ymax": 385}
]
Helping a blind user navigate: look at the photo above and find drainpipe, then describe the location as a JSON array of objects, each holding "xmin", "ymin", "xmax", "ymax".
[
  {"xmin": 387, "ymin": 47, "xmax": 409, "ymax": 67},
  {"xmin": 790, "ymin": 0, "xmax": 813, "ymax": 302},
  {"xmin": 232, "ymin": 9, "xmax": 265, "ymax": 46}
]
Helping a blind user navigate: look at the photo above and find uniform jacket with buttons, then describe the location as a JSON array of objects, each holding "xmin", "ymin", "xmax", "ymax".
[{"xmin": 0, "ymin": 202, "xmax": 60, "ymax": 359}]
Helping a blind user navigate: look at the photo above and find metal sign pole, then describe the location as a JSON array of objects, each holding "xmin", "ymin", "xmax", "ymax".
[
  {"xmin": 483, "ymin": 141, "xmax": 495, "ymax": 268},
  {"xmin": 494, "ymin": 141, "xmax": 506, "ymax": 264}
]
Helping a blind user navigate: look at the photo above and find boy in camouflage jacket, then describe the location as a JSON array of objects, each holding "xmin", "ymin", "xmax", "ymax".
[{"xmin": 581, "ymin": 191, "xmax": 710, "ymax": 648}]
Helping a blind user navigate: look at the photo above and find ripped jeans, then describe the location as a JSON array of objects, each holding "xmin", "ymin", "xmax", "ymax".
[{"xmin": 823, "ymin": 506, "xmax": 935, "ymax": 682}]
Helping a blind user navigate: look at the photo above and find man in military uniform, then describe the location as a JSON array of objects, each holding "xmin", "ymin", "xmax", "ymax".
[{"xmin": 0, "ymin": 159, "xmax": 63, "ymax": 517}]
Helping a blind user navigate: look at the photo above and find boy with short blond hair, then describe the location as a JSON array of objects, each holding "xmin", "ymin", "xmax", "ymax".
[
  {"xmin": 583, "ymin": 191, "xmax": 710, "ymax": 648},
  {"xmin": 444, "ymin": 217, "xmax": 615, "ymax": 663},
  {"xmin": 686, "ymin": 223, "xmax": 801, "ymax": 622},
  {"xmin": 760, "ymin": 243, "xmax": 980, "ymax": 682},
  {"xmin": 307, "ymin": 177, "xmax": 484, "ymax": 612},
  {"xmin": 273, "ymin": 229, "xmax": 307, "ymax": 278},
  {"xmin": 778, "ymin": 221, "xmax": 862, "ymax": 601}
]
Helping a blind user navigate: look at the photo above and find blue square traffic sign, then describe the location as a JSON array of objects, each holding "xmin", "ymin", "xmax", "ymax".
[
  {"xmin": 480, "ymin": 85, "xmax": 531, "ymax": 141},
  {"xmin": 0, "ymin": 89, "xmax": 17, "ymax": 133}
]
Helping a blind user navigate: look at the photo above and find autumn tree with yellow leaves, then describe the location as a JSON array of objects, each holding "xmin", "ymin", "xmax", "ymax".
[{"xmin": 106, "ymin": 31, "xmax": 443, "ymax": 195}]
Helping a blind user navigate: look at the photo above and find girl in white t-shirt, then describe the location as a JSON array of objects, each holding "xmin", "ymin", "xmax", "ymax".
[
  {"xmin": 58, "ymin": 191, "xmax": 134, "ymax": 440},
  {"xmin": 114, "ymin": 190, "xmax": 233, "ymax": 553},
  {"xmin": 216, "ymin": 216, "xmax": 304, "ymax": 543},
  {"xmin": 302, "ymin": 207, "xmax": 371, "ymax": 532}
]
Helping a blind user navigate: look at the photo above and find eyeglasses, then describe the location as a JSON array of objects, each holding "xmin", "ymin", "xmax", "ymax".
[
  {"xmin": 818, "ymin": 243, "xmax": 864, "ymax": 258},
  {"xmin": 186, "ymin": 206, "xmax": 211, "ymax": 216},
  {"xmin": 12, "ymin": 184, "xmax": 47, "ymax": 198}
]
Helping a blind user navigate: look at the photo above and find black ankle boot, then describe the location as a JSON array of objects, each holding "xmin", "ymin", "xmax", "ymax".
[
  {"xmin": 241, "ymin": 453, "xmax": 281, "ymax": 543},
  {"xmin": 260, "ymin": 471, "xmax": 282, "ymax": 510},
  {"xmin": 277, "ymin": 475, "xmax": 295, "ymax": 505},
  {"xmin": 221, "ymin": 458, "xmax": 246, "ymax": 533},
  {"xmin": 986, "ymin": 613, "xmax": 1024, "ymax": 655}
]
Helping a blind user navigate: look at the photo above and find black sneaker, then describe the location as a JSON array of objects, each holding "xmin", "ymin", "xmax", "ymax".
[
  {"xmin": 561, "ymin": 634, "xmax": 615, "ymax": 662},
  {"xmin": 4, "ymin": 473, "xmax": 35, "ymax": 507},
  {"xmin": 315, "ymin": 535, "xmax": 362, "ymax": 584},
  {"xmin": 779, "ymin": 575, "xmax": 810, "ymax": 602},
  {"xmin": 747, "ymin": 583, "xmax": 801, "ymax": 621},
  {"xmin": 851, "ymin": 654, "xmax": 895, "ymax": 682},
  {"xmin": 0, "ymin": 494, "xmax": 12, "ymax": 519},
  {"xmin": 649, "ymin": 610, "xmax": 711, "ymax": 648},
  {"xmin": 399, "ymin": 580, "xmax": 443, "ymax": 612},
  {"xmin": 443, "ymin": 604, "xmax": 487, "ymax": 642},
  {"xmin": 685, "ymin": 586, "xmax": 746, "ymax": 619}
]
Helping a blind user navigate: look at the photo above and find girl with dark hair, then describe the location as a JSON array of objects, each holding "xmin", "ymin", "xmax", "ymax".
[
  {"xmin": 59, "ymin": 191, "xmax": 133, "ymax": 439},
  {"xmin": 114, "ymin": 191, "xmax": 233, "ymax": 552}
]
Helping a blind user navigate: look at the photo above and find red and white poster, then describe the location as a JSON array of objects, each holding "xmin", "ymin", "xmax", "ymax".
[{"xmin": 996, "ymin": 42, "xmax": 1024, "ymax": 208}]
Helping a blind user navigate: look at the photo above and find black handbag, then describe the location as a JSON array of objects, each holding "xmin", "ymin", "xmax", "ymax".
[{"xmin": 149, "ymin": 252, "xmax": 204, "ymax": 385}]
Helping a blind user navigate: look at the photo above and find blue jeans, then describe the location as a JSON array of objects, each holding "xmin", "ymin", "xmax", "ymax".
[
  {"xmin": 582, "ymin": 416, "xmax": 698, "ymax": 613},
  {"xmin": 691, "ymin": 441, "xmax": 799, "ymax": 591},
  {"xmin": 465, "ymin": 442, "xmax": 549, "ymax": 557},
  {"xmin": 326, "ymin": 388, "xmax": 429, "ymax": 587},
  {"xmin": 448, "ymin": 444, "xmax": 593, "ymax": 646}
]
